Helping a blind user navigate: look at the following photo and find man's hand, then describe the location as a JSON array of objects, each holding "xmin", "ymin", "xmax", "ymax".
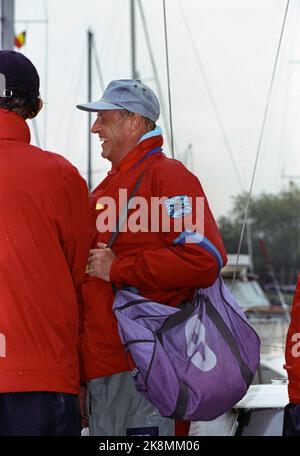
[{"xmin": 86, "ymin": 242, "xmax": 116, "ymax": 282}]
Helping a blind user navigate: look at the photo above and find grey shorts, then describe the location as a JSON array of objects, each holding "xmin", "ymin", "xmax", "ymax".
[{"xmin": 87, "ymin": 371, "xmax": 174, "ymax": 436}]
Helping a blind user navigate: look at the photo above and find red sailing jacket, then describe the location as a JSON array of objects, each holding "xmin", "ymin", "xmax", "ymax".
[
  {"xmin": 285, "ymin": 274, "xmax": 300, "ymax": 403},
  {"xmin": 0, "ymin": 109, "xmax": 91, "ymax": 394},
  {"xmin": 80, "ymin": 130, "xmax": 227, "ymax": 381}
]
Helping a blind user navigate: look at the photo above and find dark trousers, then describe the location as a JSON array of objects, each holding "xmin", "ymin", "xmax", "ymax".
[
  {"xmin": 282, "ymin": 403, "xmax": 300, "ymax": 436},
  {"xmin": 0, "ymin": 392, "xmax": 81, "ymax": 436}
]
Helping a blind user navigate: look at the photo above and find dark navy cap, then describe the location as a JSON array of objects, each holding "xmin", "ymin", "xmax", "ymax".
[{"xmin": 0, "ymin": 50, "xmax": 40, "ymax": 99}]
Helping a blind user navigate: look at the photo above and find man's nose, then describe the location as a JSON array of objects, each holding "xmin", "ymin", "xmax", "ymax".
[{"xmin": 91, "ymin": 116, "xmax": 102, "ymax": 133}]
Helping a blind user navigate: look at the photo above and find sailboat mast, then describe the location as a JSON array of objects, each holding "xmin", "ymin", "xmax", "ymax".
[
  {"xmin": 87, "ymin": 29, "xmax": 93, "ymax": 190},
  {"xmin": 0, "ymin": 0, "xmax": 15, "ymax": 50},
  {"xmin": 130, "ymin": 0, "xmax": 138, "ymax": 79}
]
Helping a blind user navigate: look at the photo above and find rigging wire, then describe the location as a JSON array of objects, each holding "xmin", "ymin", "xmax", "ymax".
[
  {"xmin": 136, "ymin": 0, "xmax": 173, "ymax": 155},
  {"xmin": 162, "ymin": 0, "xmax": 174, "ymax": 159},
  {"xmin": 178, "ymin": 0, "xmax": 244, "ymax": 191},
  {"xmin": 231, "ymin": 0, "xmax": 290, "ymax": 291}
]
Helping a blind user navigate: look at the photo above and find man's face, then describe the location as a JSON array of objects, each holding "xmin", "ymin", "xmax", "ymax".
[{"xmin": 91, "ymin": 109, "xmax": 132, "ymax": 165}]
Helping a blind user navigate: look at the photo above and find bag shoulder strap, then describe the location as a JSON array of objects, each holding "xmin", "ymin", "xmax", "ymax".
[{"xmin": 107, "ymin": 169, "xmax": 146, "ymax": 248}]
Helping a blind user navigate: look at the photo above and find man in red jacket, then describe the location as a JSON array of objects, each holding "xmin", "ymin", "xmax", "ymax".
[
  {"xmin": 0, "ymin": 51, "xmax": 91, "ymax": 435},
  {"xmin": 77, "ymin": 79, "xmax": 227, "ymax": 436}
]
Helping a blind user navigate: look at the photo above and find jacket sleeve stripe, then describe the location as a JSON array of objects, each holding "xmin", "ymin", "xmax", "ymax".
[
  {"xmin": 198, "ymin": 237, "xmax": 223, "ymax": 270},
  {"xmin": 173, "ymin": 230, "xmax": 223, "ymax": 271}
]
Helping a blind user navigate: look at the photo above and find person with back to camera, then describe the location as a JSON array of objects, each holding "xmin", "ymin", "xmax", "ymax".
[{"xmin": 0, "ymin": 51, "xmax": 91, "ymax": 436}]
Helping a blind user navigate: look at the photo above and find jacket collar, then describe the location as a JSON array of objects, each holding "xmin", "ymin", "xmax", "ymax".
[
  {"xmin": 111, "ymin": 126, "xmax": 163, "ymax": 175},
  {"xmin": 0, "ymin": 109, "xmax": 31, "ymax": 144}
]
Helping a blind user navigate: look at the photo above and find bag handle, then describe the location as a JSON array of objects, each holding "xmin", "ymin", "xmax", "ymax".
[{"xmin": 156, "ymin": 301, "xmax": 195, "ymax": 337}]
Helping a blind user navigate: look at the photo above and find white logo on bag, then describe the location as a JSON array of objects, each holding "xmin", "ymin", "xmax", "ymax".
[{"xmin": 185, "ymin": 315, "xmax": 217, "ymax": 371}]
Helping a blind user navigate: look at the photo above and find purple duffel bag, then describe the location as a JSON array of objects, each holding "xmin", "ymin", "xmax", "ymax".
[{"xmin": 113, "ymin": 276, "xmax": 260, "ymax": 421}]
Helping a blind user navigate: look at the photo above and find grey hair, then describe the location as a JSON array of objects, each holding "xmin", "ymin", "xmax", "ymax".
[{"xmin": 119, "ymin": 109, "xmax": 156, "ymax": 132}]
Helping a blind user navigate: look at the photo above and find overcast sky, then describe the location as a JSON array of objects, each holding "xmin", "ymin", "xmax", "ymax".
[{"xmin": 14, "ymin": 0, "xmax": 299, "ymax": 217}]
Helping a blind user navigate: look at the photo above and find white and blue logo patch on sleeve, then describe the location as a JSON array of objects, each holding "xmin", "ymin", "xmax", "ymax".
[{"xmin": 164, "ymin": 195, "xmax": 192, "ymax": 219}]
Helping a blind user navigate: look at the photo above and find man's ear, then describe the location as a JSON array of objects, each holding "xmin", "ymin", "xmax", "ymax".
[{"xmin": 130, "ymin": 113, "xmax": 144, "ymax": 134}]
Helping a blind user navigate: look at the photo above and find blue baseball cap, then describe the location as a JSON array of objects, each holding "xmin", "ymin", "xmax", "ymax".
[
  {"xmin": 76, "ymin": 79, "xmax": 160, "ymax": 122},
  {"xmin": 0, "ymin": 50, "xmax": 39, "ymax": 99}
]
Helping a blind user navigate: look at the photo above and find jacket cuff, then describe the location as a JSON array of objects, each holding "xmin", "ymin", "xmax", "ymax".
[{"xmin": 110, "ymin": 258, "xmax": 122, "ymax": 283}]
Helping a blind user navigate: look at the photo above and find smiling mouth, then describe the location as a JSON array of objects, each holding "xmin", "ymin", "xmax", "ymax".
[{"xmin": 99, "ymin": 137, "xmax": 108, "ymax": 145}]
